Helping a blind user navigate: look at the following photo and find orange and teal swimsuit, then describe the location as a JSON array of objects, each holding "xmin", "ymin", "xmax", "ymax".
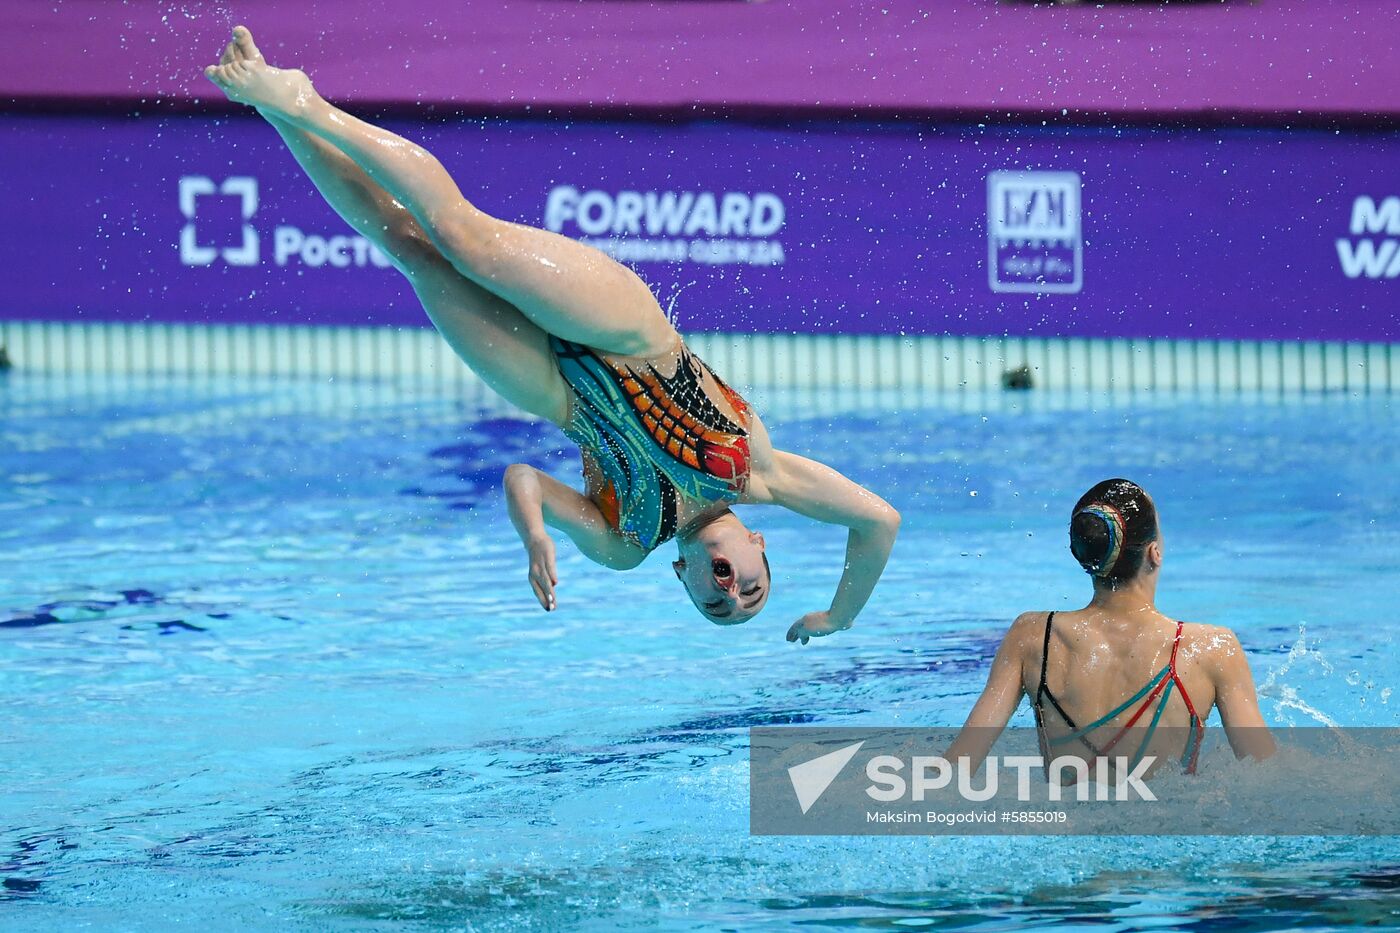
[{"xmin": 549, "ymin": 336, "xmax": 752, "ymax": 552}]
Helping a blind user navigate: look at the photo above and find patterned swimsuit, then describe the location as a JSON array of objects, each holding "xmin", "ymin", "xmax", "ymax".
[{"xmin": 549, "ymin": 335, "xmax": 753, "ymax": 552}]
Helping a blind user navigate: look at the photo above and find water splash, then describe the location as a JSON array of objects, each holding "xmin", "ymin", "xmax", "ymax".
[
  {"xmin": 1257, "ymin": 623, "xmax": 1341, "ymax": 728},
  {"xmin": 662, "ymin": 280, "xmax": 698, "ymax": 330}
]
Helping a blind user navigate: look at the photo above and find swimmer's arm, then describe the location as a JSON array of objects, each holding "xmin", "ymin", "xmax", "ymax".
[
  {"xmin": 1207, "ymin": 627, "xmax": 1277, "ymax": 761},
  {"xmin": 762, "ymin": 450, "xmax": 900, "ymax": 641},
  {"xmin": 944, "ymin": 614, "xmax": 1034, "ymax": 774},
  {"xmin": 503, "ymin": 465, "xmax": 646, "ymax": 610}
]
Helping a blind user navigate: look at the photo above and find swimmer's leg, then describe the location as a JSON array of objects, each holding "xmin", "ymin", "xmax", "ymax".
[
  {"xmin": 206, "ymin": 29, "xmax": 675, "ymax": 359},
  {"xmin": 222, "ymin": 34, "xmax": 569, "ymax": 424}
]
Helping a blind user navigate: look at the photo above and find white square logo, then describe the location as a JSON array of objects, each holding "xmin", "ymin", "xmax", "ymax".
[
  {"xmin": 987, "ymin": 171, "xmax": 1082, "ymax": 294},
  {"xmin": 179, "ymin": 175, "xmax": 260, "ymax": 266}
]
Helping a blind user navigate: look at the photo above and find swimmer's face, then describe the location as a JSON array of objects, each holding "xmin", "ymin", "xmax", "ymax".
[{"xmin": 673, "ymin": 520, "xmax": 770, "ymax": 625}]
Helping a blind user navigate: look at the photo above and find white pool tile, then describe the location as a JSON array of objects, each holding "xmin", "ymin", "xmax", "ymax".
[{"xmin": 0, "ymin": 320, "xmax": 1395, "ymax": 394}]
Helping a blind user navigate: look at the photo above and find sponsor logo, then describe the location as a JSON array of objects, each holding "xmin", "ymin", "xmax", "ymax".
[
  {"xmin": 271, "ymin": 227, "xmax": 393, "ymax": 269},
  {"xmin": 987, "ymin": 171, "xmax": 1083, "ymax": 294},
  {"xmin": 177, "ymin": 176, "xmax": 393, "ymax": 270},
  {"xmin": 544, "ymin": 187, "xmax": 786, "ymax": 266},
  {"xmin": 179, "ymin": 176, "xmax": 259, "ymax": 266},
  {"xmin": 1337, "ymin": 196, "xmax": 1400, "ymax": 279}
]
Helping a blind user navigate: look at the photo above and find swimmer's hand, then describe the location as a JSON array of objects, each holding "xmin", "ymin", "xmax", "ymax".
[
  {"xmin": 786, "ymin": 610, "xmax": 851, "ymax": 645},
  {"xmin": 526, "ymin": 534, "xmax": 559, "ymax": 612}
]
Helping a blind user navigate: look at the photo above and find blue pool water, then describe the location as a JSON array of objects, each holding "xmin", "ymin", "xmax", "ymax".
[{"xmin": 2, "ymin": 373, "xmax": 1398, "ymax": 930}]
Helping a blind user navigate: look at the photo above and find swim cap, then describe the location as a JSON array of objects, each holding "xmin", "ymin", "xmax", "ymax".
[
  {"xmin": 1069, "ymin": 479, "xmax": 1158, "ymax": 581},
  {"xmin": 1074, "ymin": 503, "xmax": 1126, "ymax": 576}
]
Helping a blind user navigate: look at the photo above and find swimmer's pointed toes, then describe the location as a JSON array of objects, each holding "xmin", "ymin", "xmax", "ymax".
[
  {"xmin": 205, "ymin": 63, "xmax": 238, "ymax": 92},
  {"xmin": 232, "ymin": 25, "xmax": 263, "ymax": 62},
  {"xmin": 220, "ymin": 41, "xmax": 238, "ymax": 67}
]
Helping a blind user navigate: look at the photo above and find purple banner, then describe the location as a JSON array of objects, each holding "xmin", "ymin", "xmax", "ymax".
[
  {"xmin": 4, "ymin": 1, "xmax": 1399, "ymax": 120},
  {"xmin": 2, "ymin": 113, "xmax": 1397, "ymax": 341}
]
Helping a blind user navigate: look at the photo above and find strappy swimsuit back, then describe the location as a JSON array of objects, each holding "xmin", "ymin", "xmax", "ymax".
[
  {"xmin": 1033, "ymin": 612, "xmax": 1205, "ymax": 774},
  {"xmin": 550, "ymin": 336, "xmax": 752, "ymax": 553}
]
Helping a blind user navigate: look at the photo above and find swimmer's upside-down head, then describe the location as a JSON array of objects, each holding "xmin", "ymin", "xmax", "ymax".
[{"xmin": 672, "ymin": 509, "xmax": 771, "ymax": 625}]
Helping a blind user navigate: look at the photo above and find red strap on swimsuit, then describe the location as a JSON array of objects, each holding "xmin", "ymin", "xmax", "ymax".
[{"xmin": 1035, "ymin": 616, "xmax": 1206, "ymax": 774}]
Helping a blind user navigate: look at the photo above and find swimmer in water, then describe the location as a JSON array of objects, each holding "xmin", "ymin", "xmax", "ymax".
[
  {"xmin": 203, "ymin": 27, "xmax": 899, "ymax": 641},
  {"xmin": 947, "ymin": 479, "xmax": 1275, "ymax": 776}
]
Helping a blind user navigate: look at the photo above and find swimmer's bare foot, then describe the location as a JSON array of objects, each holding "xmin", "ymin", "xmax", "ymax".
[
  {"xmin": 204, "ymin": 26, "xmax": 314, "ymax": 119},
  {"xmin": 219, "ymin": 25, "xmax": 260, "ymax": 67}
]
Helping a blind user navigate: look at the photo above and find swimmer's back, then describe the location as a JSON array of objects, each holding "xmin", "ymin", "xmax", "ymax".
[{"xmin": 1008, "ymin": 609, "xmax": 1254, "ymax": 740}]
